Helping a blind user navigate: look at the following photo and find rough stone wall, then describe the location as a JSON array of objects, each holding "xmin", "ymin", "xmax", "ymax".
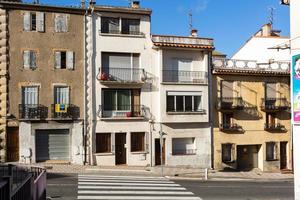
[{"xmin": 0, "ymin": 9, "xmax": 8, "ymax": 162}]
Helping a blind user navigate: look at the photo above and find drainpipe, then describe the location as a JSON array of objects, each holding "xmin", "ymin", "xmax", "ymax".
[{"xmin": 83, "ymin": 8, "xmax": 87, "ymax": 165}]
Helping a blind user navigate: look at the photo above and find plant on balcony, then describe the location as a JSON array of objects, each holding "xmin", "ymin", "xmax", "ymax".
[
  {"xmin": 100, "ymin": 72, "xmax": 108, "ymax": 81},
  {"xmin": 126, "ymin": 112, "xmax": 132, "ymax": 117}
]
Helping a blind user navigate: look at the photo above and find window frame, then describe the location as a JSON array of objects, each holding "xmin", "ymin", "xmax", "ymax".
[
  {"xmin": 172, "ymin": 137, "xmax": 196, "ymax": 156},
  {"xmin": 166, "ymin": 92, "xmax": 203, "ymax": 113},
  {"xmin": 222, "ymin": 143, "xmax": 234, "ymax": 163},
  {"xmin": 96, "ymin": 133, "xmax": 112, "ymax": 153},
  {"xmin": 266, "ymin": 142, "xmax": 278, "ymax": 161},
  {"xmin": 121, "ymin": 18, "xmax": 141, "ymax": 35},
  {"xmin": 103, "ymin": 89, "xmax": 132, "ymax": 111},
  {"xmin": 130, "ymin": 132, "xmax": 145, "ymax": 152}
]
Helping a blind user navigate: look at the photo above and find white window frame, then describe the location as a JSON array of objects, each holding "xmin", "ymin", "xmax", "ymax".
[{"xmin": 166, "ymin": 91, "xmax": 203, "ymax": 112}]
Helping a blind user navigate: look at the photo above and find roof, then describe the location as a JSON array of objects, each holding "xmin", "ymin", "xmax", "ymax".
[
  {"xmin": 212, "ymin": 51, "xmax": 227, "ymax": 57},
  {"xmin": 212, "ymin": 68, "xmax": 289, "ymax": 76},
  {"xmin": 94, "ymin": 5, "xmax": 151, "ymax": 15},
  {"xmin": 152, "ymin": 34, "xmax": 214, "ymax": 50}
]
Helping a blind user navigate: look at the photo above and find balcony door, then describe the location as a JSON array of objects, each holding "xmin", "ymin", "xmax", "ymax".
[
  {"xmin": 22, "ymin": 86, "xmax": 39, "ymax": 106},
  {"xmin": 54, "ymin": 86, "xmax": 70, "ymax": 105},
  {"xmin": 265, "ymin": 83, "xmax": 276, "ymax": 107},
  {"xmin": 221, "ymin": 81, "xmax": 234, "ymax": 107},
  {"xmin": 172, "ymin": 58, "xmax": 192, "ymax": 82},
  {"xmin": 102, "ymin": 53, "xmax": 140, "ymax": 82}
]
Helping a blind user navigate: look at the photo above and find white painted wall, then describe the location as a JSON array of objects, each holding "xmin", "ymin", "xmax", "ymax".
[{"xmin": 232, "ymin": 37, "xmax": 290, "ymax": 62}]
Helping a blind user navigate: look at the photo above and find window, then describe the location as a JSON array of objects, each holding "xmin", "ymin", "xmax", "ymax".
[
  {"xmin": 266, "ymin": 113, "xmax": 276, "ymax": 125},
  {"xmin": 96, "ymin": 133, "xmax": 111, "ymax": 153},
  {"xmin": 101, "ymin": 17, "xmax": 120, "ymax": 34},
  {"xmin": 23, "ymin": 12, "xmax": 44, "ymax": 32},
  {"xmin": 23, "ymin": 50, "xmax": 37, "ymax": 69},
  {"xmin": 22, "ymin": 86, "xmax": 39, "ymax": 105},
  {"xmin": 172, "ymin": 138, "xmax": 196, "ymax": 155},
  {"xmin": 54, "ymin": 51, "xmax": 74, "ymax": 69},
  {"xmin": 54, "ymin": 86, "xmax": 70, "ymax": 104},
  {"xmin": 266, "ymin": 142, "xmax": 278, "ymax": 161},
  {"xmin": 55, "ymin": 14, "xmax": 68, "ymax": 32},
  {"xmin": 222, "ymin": 143, "xmax": 234, "ymax": 163},
  {"xmin": 131, "ymin": 132, "xmax": 145, "ymax": 152},
  {"xmin": 121, "ymin": 19, "xmax": 140, "ymax": 35},
  {"xmin": 222, "ymin": 113, "xmax": 233, "ymax": 127},
  {"xmin": 103, "ymin": 90, "xmax": 131, "ymax": 111},
  {"xmin": 265, "ymin": 83, "xmax": 277, "ymax": 99},
  {"xmin": 166, "ymin": 92, "xmax": 202, "ymax": 113}
]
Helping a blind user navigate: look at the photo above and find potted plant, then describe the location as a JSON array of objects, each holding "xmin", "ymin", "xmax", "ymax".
[
  {"xmin": 126, "ymin": 112, "xmax": 132, "ymax": 117},
  {"xmin": 100, "ymin": 72, "xmax": 108, "ymax": 81}
]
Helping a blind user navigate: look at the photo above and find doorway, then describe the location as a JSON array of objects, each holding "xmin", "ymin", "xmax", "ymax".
[
  {"xmin": 237, "ymin": 145, "xmax": 260, "ymax": 171},
  {"xmin": 6, "ymin": 127, "xmax": 19, "ymax": 162},
  {"xmin": 280, "ymin": 142, "xmax": 288, "ymax": 169},
  {"xmin": 115, "ymin": 133, "xmax": 127, "ymax": 165},
  {"xmin": 155, "ymin": 138, "xmax": 165, "ymax": 165}
]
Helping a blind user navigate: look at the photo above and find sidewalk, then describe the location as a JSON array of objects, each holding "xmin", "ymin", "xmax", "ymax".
[{"xmin": 11, "ymin": 162, "xmax": 294, "ymax": 181}]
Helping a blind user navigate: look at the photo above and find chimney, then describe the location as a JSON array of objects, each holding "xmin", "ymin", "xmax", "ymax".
[
  {"xmin": 191, "ymin": 29, "xmax": 198, "ymax": 37},
  {"xmin": 261, "ymin": 23, "xmax": 272, "ymax": 36},
  {"xmin": 131, "ymin": 1, "xmax": 140, "ymax": 9}
]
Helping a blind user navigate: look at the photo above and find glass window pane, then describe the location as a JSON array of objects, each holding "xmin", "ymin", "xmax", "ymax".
[
  {"xmin": 122, "ymin": 19, "xmax": 140, "ymax": 34},
  {"xmin": 194, "ymin": 96, "xmax": 201, "ymax": 111},
  {"xmin": 167, "ymin": 96, "xmax": 175, "ymax": 112},
  {"xmin": 103, "ymin": 90, "xmax": 116, "ymax": 110},
  {"xmin": 176, "ymin": 96, "xmax": 184, "ymax": 112},
  {"xmin": 131, "ymin": 132, "xmax": 145, "ymax": 152},
  {"xmin": 117, "ymin": 90, "xmax": 131, "ymax": 110},
  {"xmin": 185, "ymin": 96, "xmax": 192, "ymax": 111},
  {"xmin": 96, "ymin": 133, "xmax": 111, "ymax": 153}
]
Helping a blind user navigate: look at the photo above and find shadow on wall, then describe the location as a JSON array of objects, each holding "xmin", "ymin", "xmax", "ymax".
[{"xmin": 164, "ymin": 122, "xmax": 210, "ymax": 129}]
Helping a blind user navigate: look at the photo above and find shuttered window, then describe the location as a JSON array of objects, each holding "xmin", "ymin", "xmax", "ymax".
[
  {"xmin": 131, "ymin": 132, "xmax": 145, "ymax": 152},
  {"xmin": 96, "ymin": 133, "xmax": 112, "ymax": 153},
  {"xmin": 54, "ymin": 86, "xmax": 70, "ymax": 104},
  {"xmin": 54, "ymin": 51, "xmax": 74, "ymax": 70},
  {"xmin": 23, "ymin": 12, "xmax": 44, "ymax": 32},
  {"xmin": 55, "ymin": 14, "xmax": 68, "ymax": 32},
  {"xmin": 23, "ymin": 50, "xmax": 37, "ymax": 69},
  {"xmin": 266, "ymin": 142, "xmax": 278, "ymax": 161},
  {"xmin": 22, "ymin": 86, "xmax": 39, "ymax": 105}
]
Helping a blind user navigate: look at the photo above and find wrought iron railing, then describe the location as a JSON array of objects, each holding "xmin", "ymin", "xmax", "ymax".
[
  {"xmin": 213, "ymin": 58, "xmax": 290, "ymax": 73},
  {"xmin": 264, "ymin": 123, "xmax": 286, "ymax": 132},
  {"xmin": 217, "ymin": 97, "xmax": 244, "ymax": 110},
  {"xmin": 19, "ymin": 104, "xmax": 48, "ymax": 120},
  {"xmin": 99, "ymin": 68, "xmax": 146, "ymax": 83},
  {"xmin": 261, "ymin": 98, "xmax": 290, "ymax": 112},
  {"xmin": 51, "ymin": 104, "xmax": 80, "ymax": 120},
  {"xmin": 162, "ymin": 70, "xmax": 208, "ymax": 84},
  {"xmin": 100, "ymin": 104, "xmax": 145, "ymax": 118},
  {"xmin": 219, "ymin": 123, "xmax": 244, "ymax": 132},
  {"xmin": 100, "ymin": 29, "xmax": 143, "ymax": 36}
]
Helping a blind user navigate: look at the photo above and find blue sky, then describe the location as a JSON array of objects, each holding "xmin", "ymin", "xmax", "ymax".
[{"xmin": 25, "ymin": 0, "xmax": 290, "ymax": 57}]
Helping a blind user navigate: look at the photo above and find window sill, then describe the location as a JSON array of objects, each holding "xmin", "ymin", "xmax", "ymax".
[
  {"xmin": 100, "ymin": 117, "xmax": 145, "ymax": 121},
  {"xmin": 131, "ymin": 151, "xmax": 148, "ymax": 154},
  {"xmin": 167, "ymin": 111, "xmax": 206, "ymax": 115},
  {"xmin": 94, "ymin": 152, "xmax": 114, "ymax": 156},
  {"xmin": 266, "ymin": 159, "xmax": 279, "ymax": 162},
  {"xmin": 99, "ymin": 32, "xmax": 146, "ymax": 38},
  {"xmin": 172, "ymin": 153, "xmax": 196, "ymax": 156},
  {"xmin": 162, "ymin": 82, "xmax": 208, "ymax": 85}
]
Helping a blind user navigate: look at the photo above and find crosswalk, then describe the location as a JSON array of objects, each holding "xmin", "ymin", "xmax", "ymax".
[{"xmin": 77, "ymin": 174, "xmax": 202, "ymax": 200}]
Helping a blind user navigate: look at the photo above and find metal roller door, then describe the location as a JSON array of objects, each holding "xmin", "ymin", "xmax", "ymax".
[{"xmin": 35, "ymin": 129, "xmax": 70, "ymax": 162}]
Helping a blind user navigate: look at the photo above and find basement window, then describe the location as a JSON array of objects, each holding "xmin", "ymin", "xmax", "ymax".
[{"xmin": 96, "ymin": 133, "xmax": 111, "ymax": 153}]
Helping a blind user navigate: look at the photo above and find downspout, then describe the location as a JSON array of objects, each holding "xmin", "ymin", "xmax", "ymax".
[
  {"xmin": 209, "ymin": 50, "xmax": 214, "ymax": 169},
  {"xmin": 83, "ymin": 8, "xmax": 87, "ymax": 165}
]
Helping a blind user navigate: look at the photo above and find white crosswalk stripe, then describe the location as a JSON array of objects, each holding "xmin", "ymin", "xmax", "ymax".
[{"xmin": 77, "ymin": 175, "xmax": 202, "ymax": 200}]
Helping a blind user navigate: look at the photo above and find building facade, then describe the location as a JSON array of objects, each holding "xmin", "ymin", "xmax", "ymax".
[
  {"xmin": 212, "ymin": 24, "xmax": 291, "ymax": 171},
  {"xmin": 1, "ymin": 2, "xmax": 85, "ymax": 164}
]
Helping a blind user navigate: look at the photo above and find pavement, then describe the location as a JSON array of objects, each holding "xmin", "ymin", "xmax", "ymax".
[{"xmin": 13, "ymin": 162, "xmax": 294, "ymax": 182}]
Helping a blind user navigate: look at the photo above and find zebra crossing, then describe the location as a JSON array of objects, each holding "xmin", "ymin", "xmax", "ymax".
[{"xmin": 77, "ymin": 174, "xmax": 202, "ymax": 200}]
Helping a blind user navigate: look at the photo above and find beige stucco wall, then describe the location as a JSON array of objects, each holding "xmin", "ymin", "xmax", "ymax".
[
  {"xmin": 8, "ymin": 9, "xmax": 84, "ymax": 119},
  {"xmin": 213, "ymin": 74, "xmax": 291, "ymax": 171}
]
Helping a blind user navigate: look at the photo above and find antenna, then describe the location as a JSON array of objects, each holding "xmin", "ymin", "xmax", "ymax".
[
  {"xmin": 268, "ymin": 6, "xmax": 276, "ymax": 25},
  {"xmin": 128, "ymin": 0, "xmax": 133, "ymax": 7},
  {"xmin": 189, "ymin": 9, "xmax": 193, "ymax": 32}
]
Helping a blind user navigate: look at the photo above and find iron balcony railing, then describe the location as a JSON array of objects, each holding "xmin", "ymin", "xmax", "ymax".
[
  {"xmin": 217, "ymin": 97, "xmax": 244, "ymax": 111},
  {"xmin": 162, "ymin": 70, "xmax": 208, "ymax": 84},
  {"xmin": 261, "ymin": 98, "xmax": 290, "ymax": 112},
  {"xmin": 19, "ymin": 104, "xmax": 48, "ymax": 120},
  {"xmin": 100, "ymin": 29, "xmax": 144, "ymax": 36},
  {"xmin": 264, "ymin": 123, "xmax": 286, "ymax": 132},
  {"xmin": 51, "ymin": 104, "xmax": 80, "ymax": 120},
  {"xmin": 100, "ymin": 104, "xmax": 145, "ymax": 118},
  {"xmin": 213, "ymin": 58, "xmax": 290, "ymax": 73},
  {"xmin": 219, "ymin": 123, "xmax": 244, "ymax": 132},
  {"xmin": 99, "ymin": 67, "xmax": 146, "ymax": 83}
]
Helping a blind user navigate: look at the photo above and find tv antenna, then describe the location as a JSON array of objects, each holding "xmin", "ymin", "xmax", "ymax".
[
  {"xmin": 268, "ymin": 6, "xmax": 276, "ymax": 25},
  {"xmin": 189, "ymin": 9, "xmax": 193, "ymax": 32}
]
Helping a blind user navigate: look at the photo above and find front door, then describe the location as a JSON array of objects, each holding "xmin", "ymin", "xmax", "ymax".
[
  {"xmin": 155, "ymin": 138, "xmax": 165, "ymax": 165},
  {"xmin": 115, "ymin": 133, "xmax": 126, "ymax": 165},
  {"xmin": 7, "ymin": 128, "xmax": 19, "ymax": 162},
  {"xmin": 280, "ymin": 142, "xmax": 288, "ymax": 169}
]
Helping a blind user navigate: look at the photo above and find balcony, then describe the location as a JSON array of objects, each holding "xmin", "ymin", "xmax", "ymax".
[
  {"xmin": 261, "ymin": 98, "xmax": 290, "ymax": 112},
  {"xmin": 162, "ymin": 70, "xmax": 208, "ymax": 84},
  {"xmin": 212, "ymin": 58, "xmax": 290, "ymax": 74},
  {"xmin": 99, "ymin": 104, "xmax": 145, "ymax": 120},
  {"xmin": 98, "ymin": 68, "xmax": 146, "ymax": 85},
  {"xmin": 19, "ymin": 104, "xmax": 48, "ymax": 120},
  {"xmin": 219, "ymin": 123, "xmax": 244, "ymax": 133},
  {"xmin": 51, "ymin": 104, "xmax": 80, "ymax": 120},
  {"xmin": 217, "ymin": 97, "xmax": 244, "ymax": 111},
  {"xmin": 264, "ymin": 123, "xmax": 286, "ymax": 132}
]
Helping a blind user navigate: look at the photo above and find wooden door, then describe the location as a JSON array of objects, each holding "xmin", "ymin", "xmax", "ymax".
[
  {"xmin": 280, "ymin": 142, "xmax": 287, "ymax": 169},
  {"xmin": 7, "ymin": 128, "xmax": 19, "ymax": 162},
  {"xmin": 115, "ymin": 133, "xmax": 126, "ymax": 165},
  {"xmin": 155, "ymin": 138, "xmax": 165, "ymax": 165}
]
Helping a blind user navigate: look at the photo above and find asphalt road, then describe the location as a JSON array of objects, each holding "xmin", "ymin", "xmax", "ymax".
[{"xmin": 46, "ymin": 173, "xmax": 294, "ymax": 200}]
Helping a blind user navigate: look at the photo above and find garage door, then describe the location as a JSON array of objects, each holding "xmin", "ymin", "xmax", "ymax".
[{"xmin": 35, "ymin": 129, "xmax": 70, "ymax": 162}]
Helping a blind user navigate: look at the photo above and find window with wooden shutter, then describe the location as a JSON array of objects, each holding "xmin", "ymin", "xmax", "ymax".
[
  {"xmin": 55, "ymin": 51, "xmax": 72, "ymax": 69},
  {"xmin": 23, "ymin": 50, "xmax": 37, "ymax": 69},
  {"xmin": 23, "ymin": 12, "xmax": 31, "ymax": 31},
  {"xmin": 54, "ymin": 51, "xmax": 61, "ymax": 69},
  {"xmin": 66, "ymin": 51, "xmax": 74, "ymax": 70},
  {"xmin": 24, "ymin": 12, "xmax": 44, "ymax": 32},
  {"xmin": 55, "ymin": 14, "xmax": 68, "ymax": 33},
  {"xmin": 36, "ymin": 12, "xmax": 45, "ymax": 32}
]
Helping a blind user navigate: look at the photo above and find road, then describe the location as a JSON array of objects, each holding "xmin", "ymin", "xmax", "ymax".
[{"xmin": 46, "ymin": 173, "xmax": 294, "ymax": 200}]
